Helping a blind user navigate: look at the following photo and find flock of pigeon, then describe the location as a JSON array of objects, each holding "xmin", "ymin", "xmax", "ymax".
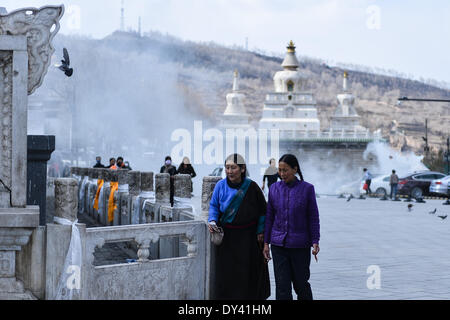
[{"xmin": 340, "ymin": 193, "xmax": 448, "ymax": 220}]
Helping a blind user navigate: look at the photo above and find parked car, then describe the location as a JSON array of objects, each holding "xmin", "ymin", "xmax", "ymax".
[
  {"xmin": 209, "ymin": 167, "xmax": 226, "ymax": 179},
  {"xmin": 359, "ymin": 174, "xmax": 391, "ymax": 197},
  {"xmin": 397, "ymin": 171, "xmax": 447, "ymax": 199},
  {"xmin": 429, "ymin": 175, "xmax": 450, "ymax": 197}
]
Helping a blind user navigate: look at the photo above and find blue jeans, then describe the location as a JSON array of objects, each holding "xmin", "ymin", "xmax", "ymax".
[
  {"xmin": 390, "ymin": 184, "xmax": 398, "ymax": 199},
  {"xmin": 271, "ymin": 245, "xmax": 313, "ymax": 300}
]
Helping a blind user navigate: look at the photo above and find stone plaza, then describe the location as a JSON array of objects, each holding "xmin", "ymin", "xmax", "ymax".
[{"xmin": 264, "ymin": 196, "xmax": 450, "ymax": 300}]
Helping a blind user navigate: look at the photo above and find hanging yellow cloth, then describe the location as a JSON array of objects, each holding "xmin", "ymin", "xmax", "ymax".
[
  {"xmin": 108, "ymin": 181, "xmax": 119, "ymax": 223},
  {"xmin": 93, "ymin": 179, "xmax": 104, "ymax": 210}
]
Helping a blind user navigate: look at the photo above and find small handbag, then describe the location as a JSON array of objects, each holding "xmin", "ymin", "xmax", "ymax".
[{"xmin": 210, "ymin": 224, "xmax": 224, "ymax": 245}]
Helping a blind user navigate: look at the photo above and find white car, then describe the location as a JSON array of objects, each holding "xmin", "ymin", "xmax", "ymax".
[
  {"xmin": 429, "ymin": 175, "xmax": 450, "ymax": 196},
  {"xmin": 359, "ymin": 174, "xmax": 391, "ymax": 196}
]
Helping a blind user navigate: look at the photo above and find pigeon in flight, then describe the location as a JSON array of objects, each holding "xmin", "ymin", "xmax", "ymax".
[
  {"xmin": 429, "ymin": 208, "xmax": 437, "ymax": 214},
  {"xmin": 407, "ymin": 204, "xmax": 413, "ymax": 212},
  {"xmin": 58, "ymin": 48, "xmax": 73, "ymax": 77},
  {"xmin": 438, "ymin": 215, "xmax": 447, "ymax": 220}
]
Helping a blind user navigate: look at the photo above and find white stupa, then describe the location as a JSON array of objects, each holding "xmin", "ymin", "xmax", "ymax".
[
  {"xmin": 258, "ymin": 41, "xmax": 320, "ymax": 139},
  {"xmin": 330, "ymin": 71, "xmax": 369, "ymax": 134},
  {"xmin": 218, "ymin": 70, "xmax": 251, "ymax": 129}
]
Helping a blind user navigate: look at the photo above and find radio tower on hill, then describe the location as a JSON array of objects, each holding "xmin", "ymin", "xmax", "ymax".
[{"xmin": 120, "ymin": 0, "xmax": 125, "ymax": 31}]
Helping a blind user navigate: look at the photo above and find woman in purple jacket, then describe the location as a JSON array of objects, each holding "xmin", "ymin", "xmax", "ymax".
[{"xmin": 263, "ymin": 154, "xmax": 320, "ymax": 300}]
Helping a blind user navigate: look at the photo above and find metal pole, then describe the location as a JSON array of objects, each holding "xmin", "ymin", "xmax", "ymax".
[
  {"xmin": 425, "ymin": 118, "xmax": 429, "ymax": 156},
  {"xmin": 447, "ymin": 137, "xmax": 449, "ymax": 175}
]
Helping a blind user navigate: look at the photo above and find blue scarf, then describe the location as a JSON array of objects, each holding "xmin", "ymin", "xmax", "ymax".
[{"xmin": 219, "ymin": 177, "xmax": 252, "ymax": 225}]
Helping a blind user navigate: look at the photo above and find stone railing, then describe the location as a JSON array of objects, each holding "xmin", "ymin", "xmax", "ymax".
[
  {"xmin": 16, "ymin": 168, "xmax": 223, "ymax": 300},
  {"xmin": 68, "ymin": 167, "xmax": 195, "ymax": 227},
  {"xmin": 279, "ymin": 128, "xmax": 381, "ymax": 140},
  {"xmin": 42, "ymin": 173, "xmax": 221, "ymax": 300}
]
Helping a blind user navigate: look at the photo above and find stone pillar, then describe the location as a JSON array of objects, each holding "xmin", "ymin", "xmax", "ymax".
[
  {"xmin": 54, "ymin": 178, "xmax": 78, "ymax": 223},
  {"xmin": 117, "ymin": 170, "xmax": 129, "ymax": 225},
  {"xmin": 155, "ymin": 173, "xmax": 170, "ymax": 204},
  {"xmin": 26, "ymin": 135, "xmax": 55, "ymax": 226},
  {"xmin": 118, "ymin": 170, "xmax": 141, "ymax": 226},
  {"xmin": 77, "ymin": 168, "xmax": 88, "ymax": 215},
  {"xmin": 140, "ymin": 172, "xmax": 154, "ymax": 192},
  {"xmin": 96, "ymin": 169, "xmax": 107, "ymax": 224},
  {"xmin": 86, "ymin": 169, "xmax": 97, "ymax": 217},
  {"xmin": 130, "ymin": 172, "xmax": 154, "ymax": 225},
  {"xmin": 128, "ymin": 171, "xmax": 141, "ymax": 196},
  {"xmin": 70, "ymin": 167, "xmax": 79, "ymax": 177},
  {"xmin": 174, "ymin": 174, "xmax": 192, "ymax": 199},
  {"xmin": 201, "ymin": 176, "xmax": 222, "ymax": 218}
]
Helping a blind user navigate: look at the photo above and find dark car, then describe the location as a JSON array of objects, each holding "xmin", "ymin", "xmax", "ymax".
[{"xmin": 397, "ymin": 171, "xmax": 447, "ymax": 199}]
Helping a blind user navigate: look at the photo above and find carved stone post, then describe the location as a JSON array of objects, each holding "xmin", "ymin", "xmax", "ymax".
[
  {"xmin": 130, "ymin": 172, "xmax": 154, "ymax": 225},
  {"xmin": 97, "ymin": 169, "xmax": 110, "ymax": 225},
  {"xmin": 174, "ymin": 174, "xmax": 192, "ymax": 199},
  {"xmin": 140, "ymin": 172, "xmax": 154, "ymax": 192},
  {"xmin": 201, "ymin": 176, "xmax": 222, "ymax": 219},
  {"xmin": 118, "ymin": 170, "xmax": 129, "ymax": 225},
  {"xmin": 77, "ymin": 168, "xmax": 88, "ymax": 214},
  {"xmin": 54, "ymin": 178, "xmax": 78, "ymax": 222},
  {"xmin": 120, "ymin": 171, "xmax": 140, "ymax": 225},
  {"xmin": 155, "ymin": 173, "xmax": 170, "ymax": 204}
]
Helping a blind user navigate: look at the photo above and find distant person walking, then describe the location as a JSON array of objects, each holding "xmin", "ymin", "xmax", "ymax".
[
  {"xmin": 390, "ymin": 170, "xmax": 399, "ymax": 200},
  {"xmin": 116, "ymin": 156, "xmax": 124, "ymax": 169},
  {"xmin": 261, "ymin": 158, "xmax": 279, "ymax": 192},
  {"xmin": 263, "ymin": 154, "xmax": 320, "ymax": 300},
  {"xmin": 107, "ymin": 157, "xmax": 117, "ymax": 170},
  {"xmin": 93, "ymin": 156, "xmax": 105, "ymax": 168},
  {"xmin": 177, "ymin": 157, "xmax": 196, "ymax": 193},
  {"xmin": 160, "ymin": 156, "xmax": 177, "ymax": 207},
  {"xmin": 363, "ymin": 168, "xmax": 373, "ymax": 195}
]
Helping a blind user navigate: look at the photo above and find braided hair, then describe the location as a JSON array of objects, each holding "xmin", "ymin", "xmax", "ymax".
[{"xmin": 279, "ymin": 154, "xmax": 304, "ymax": 181}]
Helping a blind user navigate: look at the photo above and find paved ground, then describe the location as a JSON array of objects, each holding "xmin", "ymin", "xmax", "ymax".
[
  {"xmin": 78, "ymin": 194, "xmax": 450, "ymax": 299},
  {"xmin": 265, "ymin": 196, "xmax": 450, "ymax": 300}
]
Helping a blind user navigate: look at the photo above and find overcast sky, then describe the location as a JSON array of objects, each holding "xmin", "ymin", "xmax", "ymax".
[{"xmin": 3, "ymin": 0, "xmax": 450, "ymax": 85}]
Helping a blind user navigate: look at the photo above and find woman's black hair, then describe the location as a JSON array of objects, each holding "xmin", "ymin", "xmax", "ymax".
[
  {"xmin": 165, "ymin": 156, "xmax": 172, "ymax": 161},
  {"xmin": 224, "ymin": 153, "xmax": 247, "ymax": 180},
  {"xmin": 279, "ymin": 154, "xmax": 304, "ymax": 181}
]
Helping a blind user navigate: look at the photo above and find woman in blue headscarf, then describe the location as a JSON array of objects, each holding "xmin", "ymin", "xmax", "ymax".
[{"xmin": 208, "ymin": 153, "xmax": 270, "ymax": 300}]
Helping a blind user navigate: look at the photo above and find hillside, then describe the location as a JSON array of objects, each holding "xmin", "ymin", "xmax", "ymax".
[{"xmin": 40, "ymin": 31, "xmax": 450, "ymax": 158}]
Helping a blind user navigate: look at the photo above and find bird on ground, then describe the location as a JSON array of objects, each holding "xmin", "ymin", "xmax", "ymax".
[
  {"xmin": 57, "ymin": 48, "xmax": 73, "ymax": 77},
  {"xmin": 429, "ymin": 208, "xmax": 437, "ymax": 214},
  {"xmin": 347, "ymin": 194, "xmax": 354, "ymax": 202},
  {"xmin": 438, "ymin": 215, "xmax": 447, "ymax": 220},
  {"xmin": 407, "ymin": 204, "xmax": 413, "ymax": 212}
]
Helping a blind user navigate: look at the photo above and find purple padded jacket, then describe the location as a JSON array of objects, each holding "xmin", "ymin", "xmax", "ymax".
[{"xmin": 264, "ymin": 178, "xmax": 320, "ymax": 248}]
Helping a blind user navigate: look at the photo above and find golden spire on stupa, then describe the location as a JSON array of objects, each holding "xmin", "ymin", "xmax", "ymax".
[{"xmin": 287, "ymin": 40, "xmax": 296, "ymax": 53}]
